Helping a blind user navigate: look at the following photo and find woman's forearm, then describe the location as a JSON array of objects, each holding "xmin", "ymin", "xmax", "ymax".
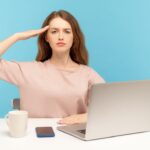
[{"xmin": 0, "ymin": 34, "xmax": 19, "ymax": 57}]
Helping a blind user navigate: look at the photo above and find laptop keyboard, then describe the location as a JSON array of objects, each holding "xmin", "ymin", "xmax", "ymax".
[{"xmin": 78, "ymin": 129, "xmax": 86, "ymax": 134}]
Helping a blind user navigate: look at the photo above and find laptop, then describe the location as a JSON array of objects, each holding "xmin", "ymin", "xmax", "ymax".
[{"xmin": 57, "ymin": 80, "xmax": 150, "ymax": 140}]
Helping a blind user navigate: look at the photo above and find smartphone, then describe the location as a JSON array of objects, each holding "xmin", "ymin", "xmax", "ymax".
[{"xmin": 35, "ymin": 126, "xmax": 55, "ymax": 138}]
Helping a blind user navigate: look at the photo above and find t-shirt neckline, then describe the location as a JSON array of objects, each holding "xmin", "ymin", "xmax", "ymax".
[{"xmin": 45, "ymin": 60, "xmax": 82, "ymax": 74}]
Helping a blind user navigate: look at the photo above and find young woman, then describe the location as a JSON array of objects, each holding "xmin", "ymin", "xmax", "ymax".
[{"xmin": 0, "ymin": 10, "xmax": 105, "ymax": 124}]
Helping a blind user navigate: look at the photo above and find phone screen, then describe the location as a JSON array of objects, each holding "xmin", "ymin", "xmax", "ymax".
[{"xmin": 35, "ymin": 126, "xmax": 55, "ymax": 137}]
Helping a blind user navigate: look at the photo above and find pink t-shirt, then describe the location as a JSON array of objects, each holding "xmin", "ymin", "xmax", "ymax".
[{"xmin": 0, "ymin": 59, "xmax": 105, "ymax": 118}]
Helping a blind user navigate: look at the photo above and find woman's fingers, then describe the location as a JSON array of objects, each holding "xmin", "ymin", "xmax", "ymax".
[
  {"xmin": 58, "ymin": 117, "xmax": 74, "ymax": 125},
  {"xmin": 18, "ymin": 25, "xmax": 50, "ymax": 40},
  {"xmin": 36, "ymin": 25, "xmax": 50, "ymax": 34},
  {"xmin": 29, "ymin": 25, "xmax": 50, "ymax": 36},
  {"xmin": 57, "ymin": 114, "xmax": 87, "ymax": 125}
]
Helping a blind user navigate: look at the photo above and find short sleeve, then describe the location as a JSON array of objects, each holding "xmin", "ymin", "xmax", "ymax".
[
  {"xmin": 0, "ymin": 59, "xmax": 24, "ymax": 86},
  {"xmin": 88, "ymin": 67, "xmax": 105, "ymax": 85},
  {"xmin": 84, "ymin": 67, "xmax": 105, "ymax": 106}
]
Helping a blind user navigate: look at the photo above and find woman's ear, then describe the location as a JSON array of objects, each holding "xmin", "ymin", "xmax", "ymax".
[{"xmin": 45, "ymin": 34, "xmax": 49, "ymax": 42}]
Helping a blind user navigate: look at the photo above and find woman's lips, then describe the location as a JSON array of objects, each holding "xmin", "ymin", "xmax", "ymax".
[{"xmin": 56, "ymin": 42, "xmax": 66, "ymax": 46}]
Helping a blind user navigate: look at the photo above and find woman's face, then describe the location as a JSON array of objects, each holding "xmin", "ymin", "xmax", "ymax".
[{"xmin": 46, "ymin": 17, "xmax": 73, "ymax": 54}]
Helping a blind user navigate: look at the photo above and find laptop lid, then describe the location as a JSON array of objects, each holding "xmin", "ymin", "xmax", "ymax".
[{"xmin": 85, "ymin": 80, "xmax": 150, "ymax": 140}]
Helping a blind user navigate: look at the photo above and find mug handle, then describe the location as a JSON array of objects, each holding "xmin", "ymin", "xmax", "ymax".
[{"xmin": 4, "ymin": 114, "xmax": 9, "ymax": 126}]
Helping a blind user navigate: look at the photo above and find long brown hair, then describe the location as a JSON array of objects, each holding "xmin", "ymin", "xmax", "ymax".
[{"xmin": 36, "ymin": 10, "xmax": 88, "ymax": 65}]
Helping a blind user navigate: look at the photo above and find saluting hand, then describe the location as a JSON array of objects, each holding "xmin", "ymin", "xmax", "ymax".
[{"xmin": 15, "ymin": 25, "xmax": 49, "ymax": 40}]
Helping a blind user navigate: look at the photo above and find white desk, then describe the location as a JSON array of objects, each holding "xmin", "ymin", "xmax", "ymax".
[{"xmin": 0, "ymin": 118, "xmax": 150, "ymax": 150}]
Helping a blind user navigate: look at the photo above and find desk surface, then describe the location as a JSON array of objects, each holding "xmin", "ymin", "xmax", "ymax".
[{"xmin": 0, "ymin": 118, "xmax": 150, "ymax": 150}]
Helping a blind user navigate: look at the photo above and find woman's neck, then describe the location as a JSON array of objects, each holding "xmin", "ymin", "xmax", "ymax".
[
  {"xmin": 49, "ymin": 52, "xmax": 79, "ymax": 70},
  {"xmin": 50, "ymin": 53, "xmax": 72, "ymax": 68}
]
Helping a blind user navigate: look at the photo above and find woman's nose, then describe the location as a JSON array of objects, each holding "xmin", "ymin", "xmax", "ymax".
[{"xmin": 58, "ymin": 32, "xmax": 64, "ymax": 40}]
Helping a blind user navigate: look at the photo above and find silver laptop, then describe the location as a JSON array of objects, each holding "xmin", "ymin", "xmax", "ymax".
[{"xmin": 57, "ymin": 80, "xmax": 150, "ymax": 140}]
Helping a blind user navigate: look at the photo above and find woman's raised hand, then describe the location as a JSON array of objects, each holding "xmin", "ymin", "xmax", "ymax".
[
  {"xmin": 15, "ymin": 25, "xmax": 49, "ymax": 40},
  {"xmin": 0, "ymin": 25, "xmax": 49, "ymax": 56}
]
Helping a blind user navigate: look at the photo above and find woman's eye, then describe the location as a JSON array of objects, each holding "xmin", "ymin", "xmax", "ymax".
[
  {"xmin": 51, "ymin": 30, "xmax": 57, "ymax": 34},
  {"xmin": 65, "ymin": 30, "xmax": 71, "ymax": 34}
]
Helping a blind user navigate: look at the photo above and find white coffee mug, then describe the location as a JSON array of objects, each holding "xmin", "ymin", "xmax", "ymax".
[{"xmin": 5, "ymin": 110, "xmax": 28, "ymax": 138}]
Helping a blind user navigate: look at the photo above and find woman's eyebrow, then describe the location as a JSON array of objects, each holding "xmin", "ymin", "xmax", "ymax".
[{"xmin": 50, "ymin": 27, "xmax": 71, "ymax": 30}]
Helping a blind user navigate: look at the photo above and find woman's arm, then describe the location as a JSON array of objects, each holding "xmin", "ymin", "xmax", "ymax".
[
  {"xmin": 0, "ymin": 25, "xmax": 49, "ymax": 57},
  {"xmin": 0, "ymin": 34, "xmax": 18, "ymax": 56}
]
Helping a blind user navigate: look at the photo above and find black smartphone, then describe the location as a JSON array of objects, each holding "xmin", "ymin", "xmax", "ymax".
[{"xmin": 35, "ymin": 126, "xmax": 55, "ymax": 138}]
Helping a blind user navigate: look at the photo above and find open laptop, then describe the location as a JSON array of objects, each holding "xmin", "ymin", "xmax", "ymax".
[{"xmin": 57, "ymin": 80, "xmax": 150, "ymax": 140}]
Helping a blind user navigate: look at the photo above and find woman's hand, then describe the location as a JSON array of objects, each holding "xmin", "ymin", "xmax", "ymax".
[
  {"xmin": 15, "ymin": 25, "xmax": 49, "ymax": 40},
  {"xmin": 57, "ymin": 113, "xmax": 87, "ymax": 125}
]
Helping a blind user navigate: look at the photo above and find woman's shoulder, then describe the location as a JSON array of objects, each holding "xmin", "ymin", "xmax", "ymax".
[
  {"xmin": 0, "ymin": 59, "xmax": 46, "ymax": 71},
  {"xmin": 0, "ymin": 58, "xmax": 38, "ymax": 67},
  {"xmin": 79, "ymin": 64, "xmax": 97, "ymax": 78},
  {"xmin": 80, "ymin": 64, "xmax": 97, "ymax": 74},
  {"xmin": 14, "ymin": 60, "xmax": 44, "ymax": 66},
  {"xmin": 80, "ymin": 64, "xmax": 105, "ymax": 83}
]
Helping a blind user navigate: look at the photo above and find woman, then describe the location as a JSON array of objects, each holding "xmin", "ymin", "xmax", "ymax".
[{"xmin": 0, "ymin": 10, "xmax": 105, "ymax": 124}]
